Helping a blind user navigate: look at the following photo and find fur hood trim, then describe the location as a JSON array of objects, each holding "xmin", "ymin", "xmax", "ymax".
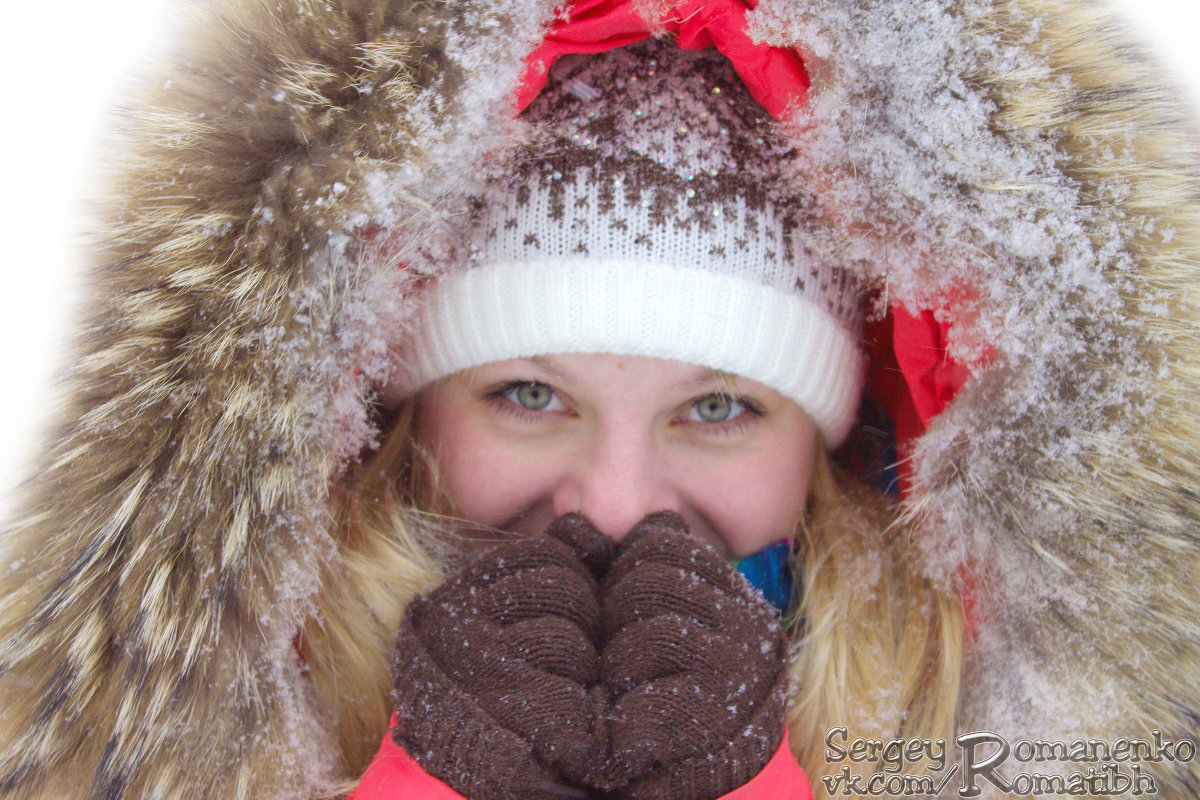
[{"xmin": 1, "ymin": 0, "xmax": 1197, "ymax": 798}]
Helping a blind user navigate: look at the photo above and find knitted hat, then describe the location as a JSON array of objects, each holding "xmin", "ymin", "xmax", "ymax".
[{"xmin": 397, "ymin": 41, "xmax": 865, "ymax": 444}]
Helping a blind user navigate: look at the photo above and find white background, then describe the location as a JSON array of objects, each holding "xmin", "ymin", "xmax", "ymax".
[{"xmin": 1, "ymin": 0, "xmax": 1199, "ymax": 508}]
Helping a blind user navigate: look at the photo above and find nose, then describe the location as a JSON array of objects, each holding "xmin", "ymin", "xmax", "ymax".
[{"xmin": 551, "ymin": 425, "xmax": 682, "ymax": 543}]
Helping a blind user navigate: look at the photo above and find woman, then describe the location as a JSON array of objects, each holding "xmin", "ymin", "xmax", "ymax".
[
  {"xmin": 340, "ymin": 40, "xmax": 955, "ymax": 799},
  {"xmin": 0, "ymin": 1, "xmax": 1197, "ymax": 799}
]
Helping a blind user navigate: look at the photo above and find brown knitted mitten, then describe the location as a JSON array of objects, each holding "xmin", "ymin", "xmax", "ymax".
[
  {"xmin": 391, "ymin": 514, "xmax": 616, "ymax": 800},
  {"xmin": 595, "ymin": 511, "xmax": 790, "ymax": 800}
]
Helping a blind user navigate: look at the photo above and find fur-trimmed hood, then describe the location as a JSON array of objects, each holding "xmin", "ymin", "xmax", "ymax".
[{"xmin": 1, "ymin": 1, "xmax": 1198, "ymax": 799}]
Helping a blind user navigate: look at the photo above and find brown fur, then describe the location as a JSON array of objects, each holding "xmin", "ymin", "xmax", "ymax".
[{"xmin": 0, "ymin": 0, "xmax": 1197, "ymax": 798}]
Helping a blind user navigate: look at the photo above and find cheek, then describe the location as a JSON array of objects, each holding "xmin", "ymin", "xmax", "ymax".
[
  {"xmin": 414, "ymin": 397, "xmax": 557, "ymax": 531},
  {"xmin": 691, "ymin": 437, "xmax": 815, "ymax": 558},
  {"xmin": 435, "ymin": 436, "xmax": 518, "ymax": 524}
]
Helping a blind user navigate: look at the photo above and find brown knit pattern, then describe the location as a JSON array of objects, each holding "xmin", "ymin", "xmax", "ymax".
[{"xmin": 508, "ymin": 42, "xmax": 794, "ymax": 243}]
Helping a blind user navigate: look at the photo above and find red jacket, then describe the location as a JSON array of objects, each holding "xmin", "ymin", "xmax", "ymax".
[{"xmin": 349, "ymin": 719, "xmax": 812, "ymax": 800}]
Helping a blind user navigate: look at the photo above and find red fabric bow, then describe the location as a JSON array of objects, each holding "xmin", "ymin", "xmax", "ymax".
[{"xmin": 517, "ymin": 0, "xmax": 807, "ymax": 119}]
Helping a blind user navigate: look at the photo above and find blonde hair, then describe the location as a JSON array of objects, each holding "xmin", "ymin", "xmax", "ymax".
[
  {"xmin": 307, "ymin": 401, "xmax": 963, "ymax": 792},
  {"xmin": 787, "ymin": 449, "xmax": 962, "ymax": 786}
]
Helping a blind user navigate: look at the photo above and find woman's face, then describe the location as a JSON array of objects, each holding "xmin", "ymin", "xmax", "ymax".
[{"xmin": 413, "ymin": 353, "xmax": 819, "ymax": 558}]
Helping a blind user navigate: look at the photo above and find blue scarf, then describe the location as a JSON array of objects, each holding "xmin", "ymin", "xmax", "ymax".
[{"xmin": 732, "ymin": 541, "xmax": 795, "ymax": 616}]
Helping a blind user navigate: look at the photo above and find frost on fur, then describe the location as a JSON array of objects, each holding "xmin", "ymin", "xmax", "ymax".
[{"xmin": 750, "ymin": 0, "xmax": 1198, "ymax": 767}]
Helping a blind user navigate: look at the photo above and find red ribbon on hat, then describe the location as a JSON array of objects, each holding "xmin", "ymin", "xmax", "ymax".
[{"xmin": 517, "ymin": 0, "xmax": 808, "ymax": 119}]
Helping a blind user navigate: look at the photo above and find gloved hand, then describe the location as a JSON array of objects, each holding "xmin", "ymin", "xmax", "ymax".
[
  {"xmin": 595, "ymin": 511, "xmax": 790, "ymax": 800},
  {"xmin": 390, "ymin": 514, "xmax": 615, "ymax": 800}
]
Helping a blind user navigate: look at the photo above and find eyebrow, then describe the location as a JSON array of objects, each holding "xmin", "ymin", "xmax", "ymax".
[
  {"xmin": 530, "ymin": 355, "xmax": 736, "ymax": 392},
  {"xmin": 527, "ymin": 354, "xmax": 579, "ymax": 383}
]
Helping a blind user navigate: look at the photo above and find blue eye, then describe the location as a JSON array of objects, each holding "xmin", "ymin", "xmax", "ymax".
[{"xmin": 689, "ymin": 394, "xmax": 745, "ymax": 423}]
